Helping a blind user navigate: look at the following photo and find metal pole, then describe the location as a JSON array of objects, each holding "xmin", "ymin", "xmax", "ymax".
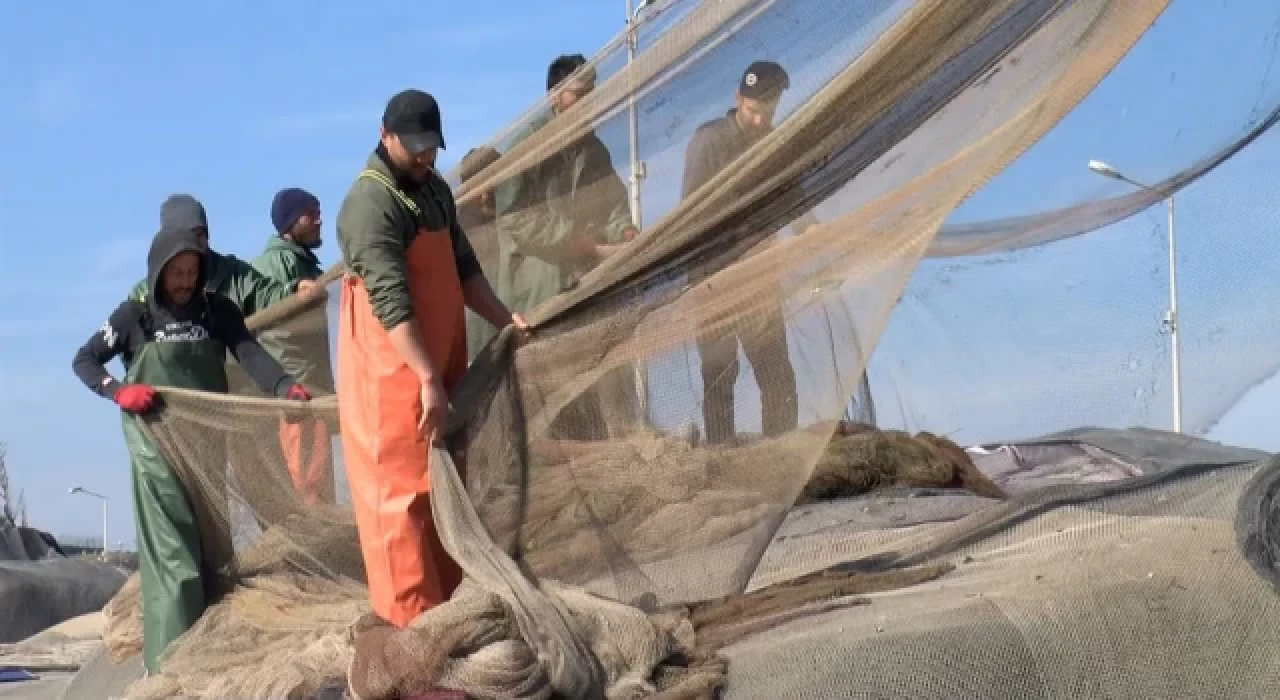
[
  {"xmin": 627, "ymin": 0, "xmax": 651, "ymax": 427},
  {"xmin": 1166, "ymin": 195, "xmax": 1183, "ymax": 433},
  {"xmin": 1087, "ymin": 160, "xmax": 1183, "ymax": 434},
  {"xmin": 70, "ymin": 486, "xmax": 109, "ymax": 561},
  {"xmin": 102, "ymin": 499, "xmax": 109, "ymax": 562}
]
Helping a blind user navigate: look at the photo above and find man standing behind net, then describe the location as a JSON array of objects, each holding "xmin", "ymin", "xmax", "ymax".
[
  {"xmin": 494, "ymin": 54, "xmax": 640, "ymax": 439},
  {"xmin": 335, "ymin": 88, "xmax": 526, "ymax": 627},
  {"xmin": 250, "ymin": 188, "xmax": 337, "ymax": 505},
  {"xmin": 682, "ymin": 61, "xmax": 800, "ymax": 444}
]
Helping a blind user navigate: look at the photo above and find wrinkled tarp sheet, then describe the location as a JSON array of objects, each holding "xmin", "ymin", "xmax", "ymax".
[
  {"xmin": 0, "ymin": 524, "xmax": 61, "ymax": 562},
  {"xmin": 728, "ymin": 428, "xmax": 1274, "ymax": 699},
  {"xmin": 0, "ymin": 560, "xmax": 126, "ymax": 644}
]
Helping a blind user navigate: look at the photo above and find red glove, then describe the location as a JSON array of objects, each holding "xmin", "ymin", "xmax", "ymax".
[
  {"xmin": 113, "ymin": 384, "xmax": 156, "ymax": 414},
  {"xmin": 286, "ymin": 384, "xmax": 311, "ymax": 401}
]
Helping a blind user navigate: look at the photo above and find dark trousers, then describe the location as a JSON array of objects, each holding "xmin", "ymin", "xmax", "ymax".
[{"xmin": 698, "ymin": 302, "xmax": 798, "ymax": 444}]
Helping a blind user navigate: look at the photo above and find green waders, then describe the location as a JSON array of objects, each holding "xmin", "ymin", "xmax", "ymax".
[{"xmin": 120, "ymin": 338, "xmax": 229, "ymax": 673}]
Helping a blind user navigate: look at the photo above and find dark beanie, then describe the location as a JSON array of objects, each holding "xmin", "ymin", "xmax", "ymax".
[{"xmin": 271, "ymin": 188, "xmax": 320, "ymax": 234}]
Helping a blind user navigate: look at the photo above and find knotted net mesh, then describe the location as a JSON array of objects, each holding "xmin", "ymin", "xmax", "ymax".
[{"xmin": 93, "ymin": 0, "xmax": 1280, "ymax": 697}]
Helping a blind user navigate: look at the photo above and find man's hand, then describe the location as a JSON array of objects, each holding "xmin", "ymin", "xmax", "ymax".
[
  {"xmin": 283, "ymin": 384, "xmax": 312, "ymax": 424},
  {"xmin": 418, "ymin": 377, "xmax": 450, "ymax": 446},
  {"xmin": 568, "ymin": 232, "xmax": 600, "ymax": 265},
  {"xmin": 113, "ymin": 384, "xmax": 156, "ymax": 414},
  {"xmin": 295, "ymin": 278, "xmax": 327, "ymax": 304},
  {"xmin": 510, "ymin": 313, "xmax": 533, "ymax": 345}
]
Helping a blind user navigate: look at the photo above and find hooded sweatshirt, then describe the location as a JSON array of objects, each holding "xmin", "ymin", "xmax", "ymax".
[
  {"xmin": 127, "ymin": 195, "xmax": 293, "ymax": 318},
  {"xmin": 74, "ymin": 226, "xmax": 296, "ymax": 400}
]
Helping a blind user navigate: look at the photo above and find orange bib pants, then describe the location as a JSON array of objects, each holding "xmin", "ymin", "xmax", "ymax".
[{"xmin": 337, "ymin": 224, "xmax": 469, "ymax": 627}]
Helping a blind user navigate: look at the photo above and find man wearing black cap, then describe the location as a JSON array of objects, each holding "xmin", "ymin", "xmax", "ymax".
[
  {"xmin": 334, "ymin": 88, "xmax": 525, "ymax": 627},
  {"xmin": 493, "ymin": 53, "xmax": 642, "ymax": 439},
  {"xmin": 681, "ymin": 60, "xmax": 801, "ymax": 445},
  {"xmin": 251, "ymin": 187, "xmax": 337, "ymax": 505}
]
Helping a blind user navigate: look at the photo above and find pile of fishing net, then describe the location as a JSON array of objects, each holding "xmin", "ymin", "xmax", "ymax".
[{"xmin": 99, "ymin": 426, "xmax": 978, "ymax": 698}]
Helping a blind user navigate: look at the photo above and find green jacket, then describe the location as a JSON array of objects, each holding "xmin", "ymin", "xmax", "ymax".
[
  {"xmin": 250, "ymin": 236, "xmax": 335, "ymax": 393},
  {"xmin": 336, "ymin": 148, "xmax": 482, "ymax": 331},
  {"xmin": 494, "ymin": 115, "xmax": 634, "ymax": 315},
  {"xmin": 128, "ymin": 248, "xmax": 292, "ymax": 318}
]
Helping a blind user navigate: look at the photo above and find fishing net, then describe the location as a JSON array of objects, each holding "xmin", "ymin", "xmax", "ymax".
[{"xmin": 88, "ymin": 0, "xmax": 1280, "ymax": 697}]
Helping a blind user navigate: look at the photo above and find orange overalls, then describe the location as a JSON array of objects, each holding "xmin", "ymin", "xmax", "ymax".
[{"xmin": 337, "ymin": 169, "xmax": 469, "ymax": 627}]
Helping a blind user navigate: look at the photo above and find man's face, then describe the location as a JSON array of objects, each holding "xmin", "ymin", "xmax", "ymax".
[
  {"xmin": 290, "ymin": 208, "xmax": 323, "ymax": 249},
  {"xmin": 162, "ymin": 251, "xmax": 201, "ymax": 306},
  {"xmin": 552, "ymin": 79, "xmax": 592, "ymax": 114},
  {"xmin": 382, "ymin": 130, "xmax": 436, "ymax": 182},
  {"xmin": 735, "ymin": 93, "xmax": 780, "ymax": 139}
]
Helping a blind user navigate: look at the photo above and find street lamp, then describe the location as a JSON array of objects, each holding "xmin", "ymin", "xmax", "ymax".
[
  {"xmin": 69, "ymin": 486, "xmax": 108, "ymax": 561},
  {"xmin": 1087, "ymin": 159, "xmax": 1183, "ymax": 433}
]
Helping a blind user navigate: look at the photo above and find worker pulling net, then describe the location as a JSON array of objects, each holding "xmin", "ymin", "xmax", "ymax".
[{"xmin": 87, "ymin": 0, "xmax": 1280, "ymax": 697}]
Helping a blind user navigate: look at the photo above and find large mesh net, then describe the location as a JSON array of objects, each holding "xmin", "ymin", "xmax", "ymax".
[{"xmin": 91, "ymin": 0, "xmax": 1280, "ymax": 697}]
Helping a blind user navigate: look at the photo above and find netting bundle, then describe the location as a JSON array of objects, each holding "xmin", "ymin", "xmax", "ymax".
[{"xmin": 92, "ymin": 0, "xmax": 1280, "ymax": 697}]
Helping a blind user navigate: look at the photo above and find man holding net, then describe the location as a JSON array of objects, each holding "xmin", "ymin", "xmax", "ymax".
[
  {"xmin": 250, "ymin": 187, "xmax": 337, "ymax": 505},
  {"xmin": 494, "ymin": 53, "xmax": 641, "ymax": 440},
  {"xmin": 72, "ymin": 224, "xmax": 312, "ymax": 673},
  {"xmin": 682, "ymin": 61, "xmax": 802, "ymax": 444},
  {"xmin": 335, "ymin": 88, "xmax": 527, "ymax": 627}
]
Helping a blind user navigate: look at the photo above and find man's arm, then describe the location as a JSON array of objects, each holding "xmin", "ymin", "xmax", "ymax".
[
  {"xmin": 462, "ymin": 275, "xmax": 515, "ymax": 330},
  {"xmin": 71, "ymin": 302, "xmax": 142, "ymax": 400},
  {"xmin": 251, "ymin": 249, "xmax": 303, "ymax": 292},
  {"xmin": 493, "ymin": 125, "xmax": 591, "ymax": 266},
  {"xmin": 229, "ymin": 257, "xmax": 294, "ymax": 318},
  {"xmin": 212, "ymin": 296, "xmax": 295, "ymax": 397},
  {"xmin": 681, "ymin": 125, "xmax": 720, "ymax": 200},
  {"xmin": 591, "ymin": 140, "xmax": 640, "ymax": 246}
]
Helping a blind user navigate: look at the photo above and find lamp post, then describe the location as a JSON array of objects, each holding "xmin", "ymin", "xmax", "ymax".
[
  {"xmin": 69, "ymin": 486, "xmax": 108, "ymax": 561},
  {"xmin": 1087, "ymin": 159, "xmax": 1183, "ymax": 434}
]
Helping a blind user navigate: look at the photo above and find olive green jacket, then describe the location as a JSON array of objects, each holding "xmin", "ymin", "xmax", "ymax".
[
  {"xmin": 335, "ymin": 148, "xmax": 482, "ymax": 331},
  {"xmin": 250, "ymin": 236, "xmax": 335, "ymax": 393},
  {"xmin": 493, "ymin": 115, "xmax": 634, "ymax": 315}
]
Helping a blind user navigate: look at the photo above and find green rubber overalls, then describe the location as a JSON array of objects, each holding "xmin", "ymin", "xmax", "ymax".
[{"xmin": 120, "ymin": 331, "xmax": 230, "ymax": 673}]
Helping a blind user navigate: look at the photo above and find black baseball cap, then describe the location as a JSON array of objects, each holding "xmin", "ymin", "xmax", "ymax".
[
  {"xmin": 739, "ymin": 61, "xmax": 790, "ymax": 101},
  {"xmin": 382, "ymin": 89, "xmax": 445, "ymax": 153}
]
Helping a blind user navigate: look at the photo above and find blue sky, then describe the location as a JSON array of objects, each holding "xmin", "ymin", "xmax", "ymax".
[{"xmin": 2, "ymin": 0, "xmax": 1279, "ymax": 544}]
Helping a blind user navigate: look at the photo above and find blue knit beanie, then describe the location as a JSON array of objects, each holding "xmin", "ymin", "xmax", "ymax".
[{"xmin": 271, "ymin": 188, "xmax": 320, "ymax": 234}]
